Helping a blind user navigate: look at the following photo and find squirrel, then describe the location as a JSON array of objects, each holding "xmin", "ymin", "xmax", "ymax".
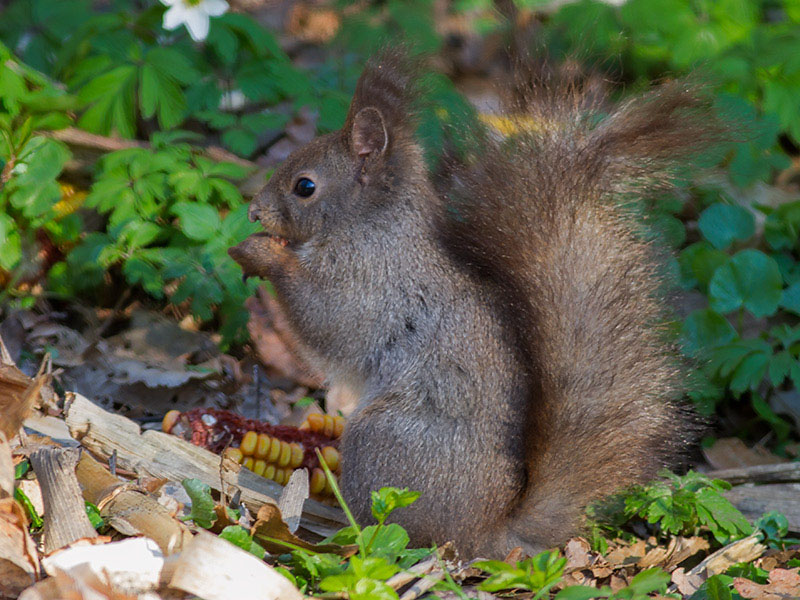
[{"xmin": 229, "ymin": 50, "xmax": 711, "ymax": 558}]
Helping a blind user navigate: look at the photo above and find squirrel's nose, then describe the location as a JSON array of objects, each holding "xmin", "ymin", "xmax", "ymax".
[{"xmin": 248, "ymin": 204, "xmax": 262, "ymax": 223}]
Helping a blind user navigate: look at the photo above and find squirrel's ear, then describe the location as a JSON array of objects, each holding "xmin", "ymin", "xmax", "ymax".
[{"xmin": 351, "ymin": 107, "xmax": 388, "ymax": 158}]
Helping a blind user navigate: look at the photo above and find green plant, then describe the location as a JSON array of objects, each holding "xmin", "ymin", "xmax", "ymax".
[
  {"xmin": 590, "ymin": 470, "xmax": 753, "ymax": 545},
  {"xmin": 46, "ymin": 133, "xmax": 259, "ymax": 343},
  {"xmin": 556, "ymin": 568, "xmax": 673, "ymax": 600},
  {"xmin": 474, "ymin": 550, "xmax": 567, "ymax": 596}
]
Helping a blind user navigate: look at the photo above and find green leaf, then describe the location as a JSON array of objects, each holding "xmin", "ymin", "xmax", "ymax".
[
  {"xmin": 627, "ymin": 567, "xmax": 670, "ymax": 595},
  {"xmin": 769, "ymin": 351, "xmax": 793, "ymax": 386},
  {"xmin": 182, "ymin": 478, "xmax": 217, "ymax": 529},
  {"xmin": 709, "ymin": 249, "xmax": 782, "ymax": 317},
  {"xmin": 698, "ymin": 203, "xmax": 755, "ymax": 249},
  {"xmin": 555, "ymin": 587, "xmax": 609, "ymax": 600},
  {"xmin": 219, "ymin": 525, "xmax": 266, "ymax": 559},
  {"xmin": 780, "ymin": 282, "xmax": 800, "ymax": 316},
  {"xmin": 172, "ymin": 202, "xmax": 221, "ymax": 241},
  {"xmin": 85, "ymin": 501, "xmax": 105, "ymax": 530},
  {"xmin": 680, "ymin": 309, "xmax": 737, "ymax": 357},
  {"xmin": 690, "ymin": 574, "xmax": 732, "ymax": 600},
  {"xmin": 371, "ymin": 487, "xmax": 421, "ymax": 524}
]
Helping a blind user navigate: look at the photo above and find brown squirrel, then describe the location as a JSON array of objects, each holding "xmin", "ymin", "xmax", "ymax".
[{"xmin": 229, "ymin": 51, "xmax": 710, "ymax": 558}]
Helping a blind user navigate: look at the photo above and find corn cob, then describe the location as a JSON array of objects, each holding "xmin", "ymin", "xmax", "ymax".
[{"xmin": 162, "ymin": 408, "xmax": 343, "ymax": 498}]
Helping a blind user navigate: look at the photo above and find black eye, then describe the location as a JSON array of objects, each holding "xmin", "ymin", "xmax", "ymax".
[{"xmin": 294, "ymin": 177, "xmax": 316, "ymax": 198}]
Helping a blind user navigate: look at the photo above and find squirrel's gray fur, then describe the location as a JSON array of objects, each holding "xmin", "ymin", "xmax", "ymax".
[{"xmin": 230, "ymin": 49, "xmax": 710, "ymax": 558}]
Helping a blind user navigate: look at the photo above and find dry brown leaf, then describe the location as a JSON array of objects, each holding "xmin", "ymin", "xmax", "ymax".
[
  {"xmin": 287, "ymin": 4, "xmax": 340, "ymax": 43},
  {"xmin": 671, "ymin": 566, "xmax": 706, "ymax": 596},
  {"xmin": 605, "ymin": 539, "xmax": 647, "ymax": 567},
  {"xmin": 564, "ymin": 538, "xmax": 593, "ymax": 571},
  {"xmin": 734, "ymin": 568, "xmax": 800, "ymax": 599},
  {"xmin": 0, "ymin": 497, "xmax": 41, "ymax": 598},
  {"xmin": 0, "ymin": 353, "xmax": 48, "ymax": 440},
  {"xmin": 252, "ymin": 502, "xmax": 355, "ymax": 556},
  {"xmin": 503, "ymin": 546, "xmax": 527, "ymax": 565},
  {"xmin": 703, "ymin": 437, "xmax": 786, "ymax": 470},
  {"xmin": 638, "ymin": 535, "xmax": 709, "ymax": 570}
]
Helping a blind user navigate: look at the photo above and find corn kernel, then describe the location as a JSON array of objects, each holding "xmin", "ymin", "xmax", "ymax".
[
  {"xmin": 306, "ymin": 413, "xmax": 325, "ymax": 433},
  {"xmin": 267, "ymin": 437, "xmax": 281, "ymax": 462},
  {"xmin": 310, "ymin": 468, "xmax": 326, "ymax": 494},
  {"xmin": 299, "ymin": 420, "xmax": 311, "ymax": 430},
  {"xmin": 277, "ymin": 441, "xmax": 291, "ymax": 467},
  {"xmin": 333, "ymin": 416, "xmax": 346, "ymax": 438},
  {"xmin": 162, "ymin": 410, "xmax": 181, "ymax": 433},
  {"xmin": 242, "ymin": 457, "xmax": 254, "ymax": 471},
  {"xmin": 253, "ymin": 459, "xmax": 267, "ymax": 477},
  {"xmin": 240, "ymin": 430, "xmax": 258, "ymax": 456},
  {"xmin": 289, "ymin": 443, "xmax": 304, "ymax": 468},
  {"xmin": 264, "ymin": 465, "xmax": 276, "ymax": 480},
  {"xmin": 274, "ymin": 468, "xmax": 287, "ymax": 485},
  {"xmin": 323, "ymin": 415, "xmax": 334, "ymax": 437},
  {"xmin": 320, "ymin": 446, "xmax": 340, "ymax": 472},
  {"xmin": 255, "ymin": 433, "xmax": 271, "ymax": 459},
  {"xmin": 223, "ymin": 447, "xmax": 243, "ymax": 463}
]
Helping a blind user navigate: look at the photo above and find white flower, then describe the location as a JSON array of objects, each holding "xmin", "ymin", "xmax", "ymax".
[{"xmin": 160, "ymin": 0, "xmax": 228, "ymax": 42}]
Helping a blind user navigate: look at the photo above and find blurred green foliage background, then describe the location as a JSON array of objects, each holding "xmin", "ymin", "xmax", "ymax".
[{"xmin": 1, "ymin": 0, "xmax": 799, "ymax": 449}]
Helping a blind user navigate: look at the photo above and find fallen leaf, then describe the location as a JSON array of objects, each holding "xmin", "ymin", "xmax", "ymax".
[
  {"xmin": 734, "ymin": 568, "xmax": 800, "ymax": 599},
  {"xmin": 564, "ymin": 538, "xmax": 593, "ymax": 571},
  {"xmin": 252, "ymin": 502, "xmax": 354, "ymax": 556},
  {"xmin": 0, "ymin": 497, "xmax": 41, "ymax": 597}
]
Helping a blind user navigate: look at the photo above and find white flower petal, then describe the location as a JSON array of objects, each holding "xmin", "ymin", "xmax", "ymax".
[
  {"xmin": 184, "ymin": 10, "xmax": 210, "ymax": 41},
  {"xmin": 201, "ymin": 0, "xmax": 229, "ymax": 17},
  {"xmin": 159, "ymin": 0, "xmax": 179, "ymax": 6},
  {"xmin": 162, "ymin": 5, "xmax": 188, "ymax": 30}
]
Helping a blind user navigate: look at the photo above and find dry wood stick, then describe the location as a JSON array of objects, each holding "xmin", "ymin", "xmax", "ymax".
[
  {"xmin": 708, "ymin": 462, "xmax": 800, "ymax": 485},
  {"xmin": 29, "ymin": 447, "xmax": 98, "ymax": 553}
]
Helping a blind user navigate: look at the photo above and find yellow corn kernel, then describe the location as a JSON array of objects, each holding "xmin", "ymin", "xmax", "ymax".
[
  {"xmin": 322, "ymin": 415, "xmax": 335, "ymax": 437},
  {"xmin": 275, "ymin": 468, "xmax": 287, "ymax": 485},
  {"xmin": 240, "ymin": 430, "xmax": 258, "ymax": 456},
  {"xmin": 306, "ymin": 413, "xmax": 325, "ymax": 433},
  {"xmin": 333, "ymin": 416, "xmax": 346, "ymax": 438},
  {"xmin": 242, "ymin": 457, "xmax": 254, "ymax": 471},
  {"xmin": 277, "ymin": 441, "xmax": 291, "ymax": 467},
  {"xmin": 223, "ymin": 447, "xmax": 243, "ymax": 463},
  {"xmin": 299, "ymin": 420, "xmax": 311, "ymax": 430},
  {"xmin": 255, "ymin": 433, "xmax": 271, "ymax": 459},
  {"xmin": 320, "ymin": 446, "xmax": 340, "ymax": 472},
  {"xmin": 323, "ymin": 472, "xmax": 337, "ymax": 496},
  {"xmin": 289, "ymin": 443, "xmax": 304, "ymax": 468},
  {"xmin": 267, "ymin": 437, "xmax": 281, "ymax": 462},
  {"xmin": 253, "ymin": 459, "xmax": 267, "ymax": 477},
  {"xmin": 264, "ymin": 465, "xmax": 276, "ymax": 481},
  {"xmin": 162, "ymin": 410, "xmax": 181, "ymax": 433},
  {"xmin": 310, "ymin": 468, "xmax": 326, "ymax": 494}
]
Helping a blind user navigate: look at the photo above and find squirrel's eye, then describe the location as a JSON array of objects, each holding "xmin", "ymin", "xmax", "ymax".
[{"xmin": 293, "ymin": 177, "xmax": 316, "ymax": 198}]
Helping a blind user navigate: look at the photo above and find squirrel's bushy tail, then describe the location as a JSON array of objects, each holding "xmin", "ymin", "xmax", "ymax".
[{"xmin": 441, "ymin": 67, "xmax": 715, "ymax": 547}]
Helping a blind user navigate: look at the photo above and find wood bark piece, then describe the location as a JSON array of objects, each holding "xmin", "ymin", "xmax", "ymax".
[
  {"xmin": 725, "ymin": 484, "xmax": 800, "ymax": 533},
  {"xmin": 63, "ymin": 392, "xmax": 346, "ymax": 537},
  {"xmin": 708, "ymin": 462, "xmax": 800, "ymax": 485},
  {"xmin": 75, "ymin": 452, "xmax": 194, "ymax": 555},
  {"xmin": 167, "ymin": 530, "xmax": 302, "ymax": 600},
  {"xmin": 29, "ymin": 447, "xmax": 98, "ymax": 553}
]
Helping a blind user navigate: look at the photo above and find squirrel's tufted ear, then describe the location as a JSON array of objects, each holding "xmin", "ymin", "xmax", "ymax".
[{"xmin": 352, "ymin": 107, "xmax": 388, "ymax": 158}]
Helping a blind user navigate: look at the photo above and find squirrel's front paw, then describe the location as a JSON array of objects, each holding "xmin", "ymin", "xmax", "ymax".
[{"xmin": 229, "ymin": 233, "xmax": 295, "ymax": 279}]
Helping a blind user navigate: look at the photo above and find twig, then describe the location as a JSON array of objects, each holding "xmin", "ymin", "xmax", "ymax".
[{"xmin": 708, "ymin": 462, "xmax": 800, "ymax": 485}]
